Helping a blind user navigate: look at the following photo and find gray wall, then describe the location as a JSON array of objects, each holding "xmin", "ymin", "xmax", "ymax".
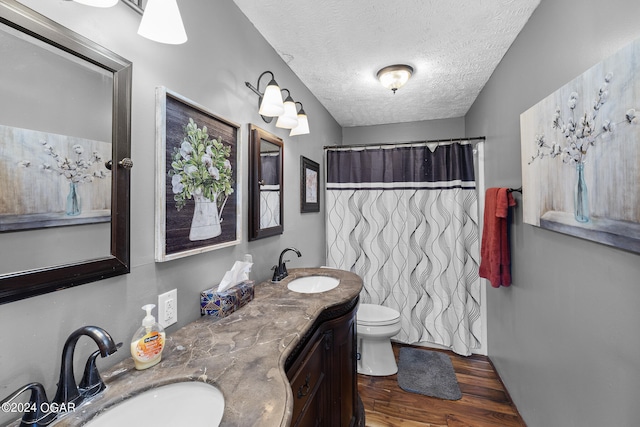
[
  {"xmin": 5, "ymin": 1, "xmax": 640, "ymax": 426},
  {"xmin": 0, "ymin": 2, "xmax": 338, "ymax": 423},
  {"xmin": 342, "ymin": 117, "xmax": 464, "ymax": 146},
  {"xmin": 465, "ymin": 0, "xmax": 640, "ymax": 426}
]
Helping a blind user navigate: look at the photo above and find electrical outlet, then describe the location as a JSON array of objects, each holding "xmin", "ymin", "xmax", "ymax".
[{"xmin": 158, "ymin": 289, "xmax": 177, "ymax": 328}]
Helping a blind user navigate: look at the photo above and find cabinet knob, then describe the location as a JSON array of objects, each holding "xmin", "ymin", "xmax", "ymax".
[{"xmin": 105, "ymin": 158, "xmax": 134, "ymax": 170}]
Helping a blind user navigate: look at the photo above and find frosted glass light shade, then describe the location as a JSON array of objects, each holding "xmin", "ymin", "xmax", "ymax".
[
  {"xmin": 73, "ymin": 0, "xmax": 118, "ymax": 7},
  {"xmin": 259, "ymin": 80, "xmax": 285, "ymax": 117},
  {"xmin": 290, "ymin": 111, "xmax": 310, "ymax": 136},
  {"xmin": 138, "ymin": 0, "xmax": 188, "ymax": 45},
  {"xmin": 377, "ymin": 64, "xmax": 413, "ymax": 92},
  {"xmin": 276, "ymin": 97, "xmax": 299, "ymax": 129}
]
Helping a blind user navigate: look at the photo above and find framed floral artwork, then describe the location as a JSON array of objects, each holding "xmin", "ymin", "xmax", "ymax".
[
  {"xmin": 520, "ymin": 37, "xmax": 640, "ymax": 254},
  {"xmin": 155, "ymin": 87, "xmax": 241, "ymax": 262},
  {"xmin": 300, "ymin": 156, "xmax": 320, "ymax": 213}
]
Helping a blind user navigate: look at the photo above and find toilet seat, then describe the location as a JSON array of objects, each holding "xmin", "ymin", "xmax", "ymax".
[{"xmin": 358, "ymin": 303, "xmax": 400, "ymax": 327}]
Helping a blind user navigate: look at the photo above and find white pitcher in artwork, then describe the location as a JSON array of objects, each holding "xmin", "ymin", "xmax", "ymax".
[
  {"xmin": 169, "ymin": 118, "xmax": 234, "ymax": 242},
  {"xmin": 189, "ymin": 189, "xmax": 222, "ymax": 241}
]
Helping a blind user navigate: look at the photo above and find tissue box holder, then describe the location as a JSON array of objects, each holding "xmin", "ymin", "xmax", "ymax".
[{"xmin": 200, "ymin": 280, "xmax": 255, "ymax": 317}]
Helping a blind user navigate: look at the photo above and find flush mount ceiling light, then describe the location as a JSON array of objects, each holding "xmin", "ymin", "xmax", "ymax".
[
  {"xmin": 377, "ymin": 64, "xmax": 414, "ymax": 94},
  {"xmin": 137, "ymin": 0, "xmax": 188, "ymax": 45}
]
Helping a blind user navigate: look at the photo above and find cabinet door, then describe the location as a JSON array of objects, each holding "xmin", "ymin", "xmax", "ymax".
[
  {"xmin": 325, "ymin": 310, "xmax": 357, "ymax": 427},
  {"xmin": 289, "ymin": 331, "xmax": 328, "ymax": 426},
  {"xmin": 286, "ymin": 300, "xmax": 360, "ymax": 427}
]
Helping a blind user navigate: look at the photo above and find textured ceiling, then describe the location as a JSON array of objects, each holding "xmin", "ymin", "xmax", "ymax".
[{"xmin": 233, "ymin": 0, "xmax": 540, "ymax": 128}]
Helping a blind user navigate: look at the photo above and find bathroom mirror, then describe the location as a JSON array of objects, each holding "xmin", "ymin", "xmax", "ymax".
[
  {"xmin": 0, "ymin": 1, "xmax": 132, "ymax": 304},
  {"xmin": 248, "ymin": 125, "xmax": 283, "ymax": 240}
]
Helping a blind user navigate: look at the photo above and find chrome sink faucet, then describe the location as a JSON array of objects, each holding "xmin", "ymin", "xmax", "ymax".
[
  {"xmin": 52, "ymin": 326, "xmax": 120, "ymax": 409},
  {"xmin": 272, "ymin": 247, "xmax": 302, "ymax": 282}
]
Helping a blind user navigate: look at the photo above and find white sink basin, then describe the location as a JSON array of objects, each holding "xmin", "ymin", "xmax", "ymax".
[
  {"xmin": 287, "ymin": 275, "xmax": 339, "ymax": 293},
  {"xmin": 84, "ymin": 382, "xmax": 224, "ymax": 427}
]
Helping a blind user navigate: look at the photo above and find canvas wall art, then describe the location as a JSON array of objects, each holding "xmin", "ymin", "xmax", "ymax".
[
  {"xmin": 155, "ymin": 87, "xmax": 241, "ymax": 262},
  {"xmin": 520, "ymin": 37, "xmax": 640, "ymax": 253},
  {"xmin": 0, "ymin": 124, "xmax": 111, "ymax": 232}
]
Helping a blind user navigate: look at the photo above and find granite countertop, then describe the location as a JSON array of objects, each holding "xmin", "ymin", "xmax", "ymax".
[{"xmin": 50, "ymin": 267, "xmax": 362, "ymax": 427}]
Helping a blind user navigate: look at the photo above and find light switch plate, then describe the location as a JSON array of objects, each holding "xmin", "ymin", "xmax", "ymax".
[{"xmin": 158, "ymin": 289, "xmax": 177, "ymax": 328}]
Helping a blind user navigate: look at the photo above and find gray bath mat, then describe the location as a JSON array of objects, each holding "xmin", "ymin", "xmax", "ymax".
[{"xmin": 397, "ymin": 347, "xmax": 462, "ymax": 400}]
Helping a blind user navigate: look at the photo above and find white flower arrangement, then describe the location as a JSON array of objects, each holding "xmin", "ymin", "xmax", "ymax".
[
  {"xmin": 30, "ymin": 139, "xmax": 108, "ymax": 183},
  {"xmin": 168, "ymin": 118, "xmax": 234, "ymax": 211},
  {"xmin": 528, "ymin": 72, "xmax": 637, "ymax": 165}
]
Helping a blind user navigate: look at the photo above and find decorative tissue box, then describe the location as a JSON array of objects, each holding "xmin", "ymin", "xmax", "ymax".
[{"xmin": 200, "ymin": 280, "xmax": 255, "ymax": 317}]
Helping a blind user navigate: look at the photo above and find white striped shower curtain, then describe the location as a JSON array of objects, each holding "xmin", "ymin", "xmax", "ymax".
[{"xmin": 325, "ymin": 141, "xmax": 481, "ymax": 355}]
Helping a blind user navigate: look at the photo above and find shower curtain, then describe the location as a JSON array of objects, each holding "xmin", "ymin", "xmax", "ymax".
[{"xmin": 325, "ymin": 141, "xmax": 481, "ymax": 355}]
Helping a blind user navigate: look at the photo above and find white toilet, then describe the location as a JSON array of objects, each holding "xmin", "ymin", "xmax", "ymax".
[{"xmin": 356, "ymin": 303, "xmax": 402, "ymax": 376}]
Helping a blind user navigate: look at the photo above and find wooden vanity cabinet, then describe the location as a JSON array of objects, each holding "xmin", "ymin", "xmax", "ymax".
[{"xmin": 285, "ymin": 298, "xmax": 363, "ymax": 427}]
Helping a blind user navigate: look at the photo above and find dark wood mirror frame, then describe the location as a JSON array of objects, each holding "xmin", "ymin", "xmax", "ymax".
[
  {"xmin": 248, "ymin": 124, "xmax": 284, "ymax": 241},
  {"xmin": 0, "ymin": 0, "xmax": 132, "ymax": 304}
]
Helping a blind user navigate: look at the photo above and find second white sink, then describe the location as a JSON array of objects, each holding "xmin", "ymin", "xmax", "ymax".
[
  {"xmin": 287, "ymin": 275, "xmax": 339, "ymax": 293},
  {"xmin": 83, "ymin": 381, "xmax": 224, "ymax": 427}
]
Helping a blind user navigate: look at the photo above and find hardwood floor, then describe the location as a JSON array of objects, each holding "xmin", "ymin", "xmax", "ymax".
[{"xmin": 358, "ymin": 343, "xmax": 526, "ymax": 427}]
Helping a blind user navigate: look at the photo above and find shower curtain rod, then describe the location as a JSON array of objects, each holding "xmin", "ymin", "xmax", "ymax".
[{"xmin": 323, "ymin": 136, "xmax": 485, "ymax": 150}]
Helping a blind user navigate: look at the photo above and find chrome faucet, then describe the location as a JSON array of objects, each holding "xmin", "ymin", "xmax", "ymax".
[
  {"xmin": 52, "ymin": 326, "xmax": 119, "ymax": 408},
  {"xmin": 0, "ymin": 382, "xmax": 56, "ymax": 427},
  {"xmin": 272, "ymin": 247, "xmax": 302, "ymax": 282}
]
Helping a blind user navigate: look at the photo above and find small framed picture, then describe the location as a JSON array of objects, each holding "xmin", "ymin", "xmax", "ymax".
[{"xmin": 300, "ymin": 156, "xmax": 320, "ymax": 213}]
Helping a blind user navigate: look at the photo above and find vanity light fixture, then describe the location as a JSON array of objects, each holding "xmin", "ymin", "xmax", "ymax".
[
  {"xmin": 377, "ymin": 64, "xmax": 414, "ymax": 94},
  {"xmin": 289, "ymin": 102, "xmax": 310, "ymax": 136},
  {"xmin": 275, "ymin": 89, "xmax": 299, "ymax": 129},
  {"xmin": 246, "ymin": 72, "xmax": 310, "ymax": 133},
  {"xmin": 245, "ymin": 71, "xmax": 285, "ymax": 122}
]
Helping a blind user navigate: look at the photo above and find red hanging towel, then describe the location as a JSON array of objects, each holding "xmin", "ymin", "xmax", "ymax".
[{"xmin": 479, "ymin": 188, "xmax": 516, "ymax": 288}]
